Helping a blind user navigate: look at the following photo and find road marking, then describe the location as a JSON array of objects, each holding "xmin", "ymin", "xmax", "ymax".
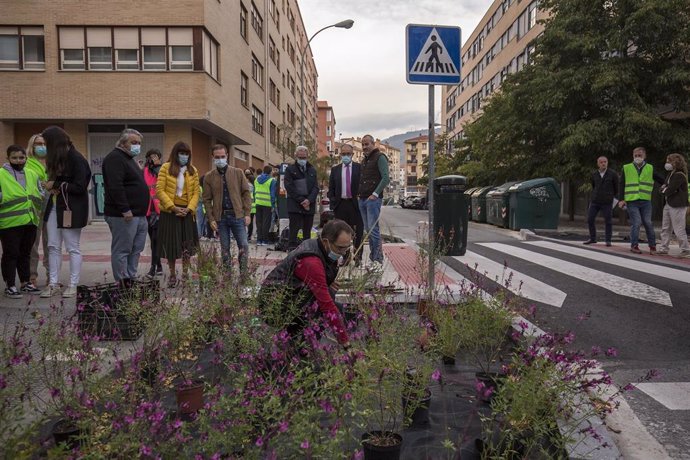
[
  {"xmin": 478, "ymin": 243, "xmax": 673, "ymax": 307},
  {"xmin": 455, "ymin": 251, "xmax": 567, "ymax": 308},
  {"xmin": 635, "ymin": 382, "xmax": 690, "ymax": 410},
  {"xmin": 527, "ymin": 241, "xmax": 690, "ymax": 284}
]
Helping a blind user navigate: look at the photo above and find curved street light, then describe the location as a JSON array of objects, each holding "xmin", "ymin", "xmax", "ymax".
[{"xmin": 299, "ymin": 19, "xmax": 354, "ymax": 146}]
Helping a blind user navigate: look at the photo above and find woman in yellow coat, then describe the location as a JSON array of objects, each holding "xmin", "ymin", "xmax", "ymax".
[{"xmin": 156, "ymin": 141, "xmax": 200, "ymax": 287}]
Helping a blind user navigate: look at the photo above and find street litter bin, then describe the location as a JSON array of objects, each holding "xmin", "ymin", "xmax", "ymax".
[
  {"xmin": 464, "ymin": 187, "xmax": 479, "ymax": 221},
  {"xmin": 486, "ymin": 181, "xmax": 520, "ymax": 228},
  {"xmin": 471, "ymin": 186, "xmax": 495, "ymax": 223},
  {"xmin": 508, "ymin": 177, "xmax": 562, "ymax": 230},
  {"xmin": 433, "ymin": 175, "xmax": 468, "ymax": 256}
]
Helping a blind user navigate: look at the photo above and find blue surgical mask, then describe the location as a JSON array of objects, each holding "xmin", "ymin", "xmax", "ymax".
[
  {"xmin": 214, "ymin": 158, "xmax": 228, "ymax": 169},
  {"xmin": 34, "ymin": 145, "xmax": 47, "ymax": 157},
  {"xmin": 178, "ymin": 154, "xmax": 189, "ymax": 166},
  {"xmin": 328, "ymin": 251, "xmax": 340, "ymax": 262},
  {"xmin": 129, "ymin": 144, "xmax": 141, "ymax": 157},
  {"xmin": 297, "ymin": 159, "xmax": 307, "ymax": 167},
  {"xmin": 342, "ymin": 156, "xmax": 352, "ymax": 165}
]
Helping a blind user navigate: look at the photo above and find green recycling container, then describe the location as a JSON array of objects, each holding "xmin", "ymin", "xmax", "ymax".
[
  {"xmin": 486, "ymin": 181, "xmax": 520, "ymax": 227},
  {"xmin": 433, "ymin": 175, "xmax": 468, "ymax": 256},
  {"xmin": 471, "ymin": 186, "xmax": 495, "ymax": 223},
  {"xmin": 508, "ymin": 178, "xmax": 562, "ymax": 230},
  {"xmin": 464, "ymin": 187, "xmax": 480, "ymax": 221}
]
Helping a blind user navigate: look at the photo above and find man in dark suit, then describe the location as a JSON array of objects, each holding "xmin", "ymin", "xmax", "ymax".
[
  {"xmin": 328, "ymin": 144, "xmax": 363, "ymax": 265},
  {"xmin": 284, "ymin": 146, "xmax": 320, "ymax": 251},
  {"xmin": 584, "ymin": 156, "xmax": 619, "ymax": 246}
]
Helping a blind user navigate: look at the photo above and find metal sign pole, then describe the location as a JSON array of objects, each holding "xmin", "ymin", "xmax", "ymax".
[{"xmin": 428, "ymin": 84, "xmax": 435, "ymax": 298}]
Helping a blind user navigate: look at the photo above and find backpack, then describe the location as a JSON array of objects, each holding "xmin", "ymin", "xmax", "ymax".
[{"xmin": 273, "ymin": 227, "xmax": 290, "ymax": 252}]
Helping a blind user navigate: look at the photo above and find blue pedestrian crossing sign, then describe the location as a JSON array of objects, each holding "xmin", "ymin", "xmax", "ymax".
[{"xmin": 406, "ymin": 24, "xmax": 461, "ymax": 85}]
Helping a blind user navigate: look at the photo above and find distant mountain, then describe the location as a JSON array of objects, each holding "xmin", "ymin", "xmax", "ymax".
[{"xmin": 382, "ymin": 128, "xmax": 441, "ymax": 164}]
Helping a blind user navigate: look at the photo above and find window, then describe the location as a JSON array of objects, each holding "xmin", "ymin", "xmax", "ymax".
[
  {"xmin": 241, "ymin": 72, "xmax": 248, "ymax": 107},
  {"xmin": 287, "ymin": 105, "xmax": 295, "ymax": 127},
  {"xmin": 235, "ymin": 148, "xmax": 249, "ymax": 162},
  {"xmin": 201, "ymin": 32, "xmax": 219, "ymax": 80},
  {"xmin": 114, "ymin": 28, "xmax": 139, "ymax": 70},
  {"xmin": 326, "ymin": 110, "xmax": 332, "ymax": 122},
  {"xmin": 141, "ymin": 27, "xmax": 166, "ymax": 70},
  {"xmin": 0, "ymin": 26, "xmax": 45, "ymax": 70},
  {"xmin": 251, "ymin": 54, "xmax": 263, "ymax": 87},
  {"xmin": 169, "ymin": 28, "xmax": 193, "ymax": 70},
  {"xmin": 326, "ymin": 126, "xmax": 332, "ymax": 136},
  {"xmin": 252, "ymin": 105, "xmax": 264, "ymax": 135},
  {"xmin": 85, "ymin": 27, "xmax": 112, "ymax": 70},
  {"xmin": 528, "ymin": 1, "xmax": 538, "ymax": 29},
  {"xmin": 143, "ymin": 46, "xmax": 165, "ymax": 70},
  {"xmin": 269, "ymin": 36, "xmax": 279, "ymax": 68},
  {"xmin": 326, "ymin": 140, "xmax": 332, "ymax": 152},
  {"xmin": 240, "ymin": 3, "xmax": 248, "ymax": 40},
  {"xmin": 251, "ymin": 2, "xmax": 264, "ymax": 40},
  {"xmin": 288, "ymin": 76, "xmax": 295, "ymax": 96},
  {"xmin": 270, "ymin": 122, "xmax": 278, "ymax": 146},
  {"xmin": 269, "ymin": 79, "xmax": 280, "ymax": 107}
]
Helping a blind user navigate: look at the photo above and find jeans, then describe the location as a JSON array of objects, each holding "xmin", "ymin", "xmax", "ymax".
[
  {"xmin": 587, "ymin": 202, "xmax": 613, "ymax": 242},
  {"xmin": 626, "ymin": 200, "xmax": 656, "ymax": 247},
  {"xmin": 105, "ymin": 215, "xmax": 148, "ymax": 281},
  {"xmin": 196, "ymin": 201, "xmax": 207, "ymax": 238},
  {"xmin": 218, "ymin": 214, "xmax": 249, "ymax": 272},
  {"xmin": 0, "ymin": 224, "xmax": 37, "ymax": 288},
  {"xmin": 659, "ymin": 204, "xmax": 690, "ymax": 251},
  {"xmin": 46, "ymin": 208, "xmax": 83, "ymax": 287},
  {"xmin": 359, "ymin": 197, "xmax": 383, "ymax": 263}
]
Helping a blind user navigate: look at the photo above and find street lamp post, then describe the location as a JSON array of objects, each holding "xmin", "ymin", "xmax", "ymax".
[{"xmin": 299, "ymin": 19, "xmax": 354, "ymax": 146}]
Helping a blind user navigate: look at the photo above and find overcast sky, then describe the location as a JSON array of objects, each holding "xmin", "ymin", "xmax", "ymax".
[{"xmin": 299, "ymin": 0, "xmax": 492, "ymax": 139}]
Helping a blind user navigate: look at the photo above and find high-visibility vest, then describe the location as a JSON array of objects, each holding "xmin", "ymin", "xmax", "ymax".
[
  {"xmin": 623, "ymin": 163, "xmax": 654, "ymax": 201},
  {"xmin": 0, "ymin": 168, "xmax": 41, "ymax": 230},
  {"xmin": 254, "ymin": 177, "xmax": 274, "ymax": 207},
  {"xmin": 249, "ymin": 182, "xmax": 256, "ymax": 214}
]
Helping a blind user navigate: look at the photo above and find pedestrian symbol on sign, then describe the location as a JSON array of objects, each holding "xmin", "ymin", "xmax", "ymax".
[{"xmin": 406, "ymin": 24, "xmax": 461, "ymax": 85}]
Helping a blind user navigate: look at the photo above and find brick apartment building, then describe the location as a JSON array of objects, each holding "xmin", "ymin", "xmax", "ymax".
[
  {"xmin": 316, "ymin": 100, "xmax": 335, "ymax": 158},
  {"xmin": 0, "ymin": 0, "xmax": 319, "ymax": 217},
  {"xmin": 441, "ymin": 0, "xmax": 543, "ymax": 144},
  {"xmin": 403, "ymin": 134, "xmax": 429, "ymax": 186}
]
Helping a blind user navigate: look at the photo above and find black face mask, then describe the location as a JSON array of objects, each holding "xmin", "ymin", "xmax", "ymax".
[{"xmin": 10, "ymin": 162, "xmax": 25, "ymax": 172}]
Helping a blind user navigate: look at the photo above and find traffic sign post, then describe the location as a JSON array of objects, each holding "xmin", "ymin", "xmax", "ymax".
[{"xmin": 406, "ymin": 24, "xmax": 462, "ymax": 296}]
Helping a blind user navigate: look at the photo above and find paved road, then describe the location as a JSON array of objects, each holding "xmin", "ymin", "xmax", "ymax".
[{"xmin": 381, "ymin": 205, "xmax": 690, "ymax": 459}]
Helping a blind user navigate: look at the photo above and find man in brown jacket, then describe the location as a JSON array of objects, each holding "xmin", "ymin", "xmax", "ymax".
[{"xmin": 202, "ymin": 145, "xmax": 252, "ymax": 275}]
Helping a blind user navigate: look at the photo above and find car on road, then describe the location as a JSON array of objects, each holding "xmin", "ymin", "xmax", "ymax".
[{"xmin": 400, "ymin": 186, "xmax": 427, "ymax": 209}]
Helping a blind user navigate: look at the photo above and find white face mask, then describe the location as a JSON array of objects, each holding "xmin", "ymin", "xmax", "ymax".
[
  {"xmin": 665, "ymin": 162, "xmax": 673, "ymax": 171},
  {"xmin": 214, "ymin": 158, "xmax": 228, "ymax": 169},
  {"xmin": 633, "ymin": 157, "xmax": 644, "ymax": 165}
]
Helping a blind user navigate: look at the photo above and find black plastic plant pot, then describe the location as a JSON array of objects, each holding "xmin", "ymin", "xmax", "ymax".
[
  {"xmin": 52, "ymin": 419, "xmax": 81, "ymax": 449},
  {"xmin": 442, "ymin": 355, "xmax": 456, "ymax": 366},
  {"xmin": 361, "ymin": 431, "xmax": 403, "ymax": 460},
  {"xmin": 402, "ymin": 388, "xmax": 432, "ymax": 427}
]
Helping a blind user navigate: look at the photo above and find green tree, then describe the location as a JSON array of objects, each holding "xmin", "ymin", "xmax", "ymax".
[{"xmin": 465, "ymin": 0, "xmax": 690, "ymax": 183}]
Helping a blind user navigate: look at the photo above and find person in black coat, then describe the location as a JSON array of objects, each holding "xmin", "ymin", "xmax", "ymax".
[
  {"xmin": 328, "ymin": 144, "xmax": 363, "ymax": 264},
  {"xmin": 40, "ymin": 126, "xmax": 92, "ymax": 298},
  {"xmin": 102, "ymin": 128, "xmax": 151, "ymax": 282},
  {"xmin": 584, "ymin": 156, "xmax": 619, "ymax": 246},
  {"xmin": 284, "ymin": 146, "xmax": 319, "ymax": 251}
]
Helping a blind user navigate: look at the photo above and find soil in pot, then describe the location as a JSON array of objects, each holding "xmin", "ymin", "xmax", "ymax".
[
  {"xmin": 442, "ymin": 355, "xmax": 456, "ymax": 366},
  {"xmin": 175, "ymin": 379, "xmax": 204, "ymax": 414},
  {"xmin": 52, "ymin": 419, "xmax": 81, "ymax": 449},
  {"xmin": 361, "ymin": 431, "xmax": 403, "ymax": 460},
  {"xmin": 402, "ymin": 388, "xmax": 432, "ymax": 427}
]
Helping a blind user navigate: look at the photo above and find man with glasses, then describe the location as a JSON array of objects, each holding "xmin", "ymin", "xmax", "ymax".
[{"xmin": 258, "ymin": 219, "xmax": 352, "ymax": 348}]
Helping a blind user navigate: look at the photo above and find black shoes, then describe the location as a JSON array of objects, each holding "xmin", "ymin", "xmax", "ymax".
[{"xmin": 583, "ymin": 240, "xmax": 596, "ymax": 245}]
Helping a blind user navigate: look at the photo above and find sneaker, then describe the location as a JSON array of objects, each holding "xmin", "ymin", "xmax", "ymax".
[
  {"xmin": 649, "ymin": 246, "xmax": 657, "ymax": 255},
  {"xmin": 40, "ymin": 284, "xmax": 61, "ymax": 298},
  {"xmin": 656, "ymin": 248, "xmax": 669, "ymax": 255},
  {"xmin": 583, "ymin": 240, "xmax": 597, "ymax": 245},
  {"xmin": 678, "ymin": 250, "xmax": 690, "ymax": 258},
  {"xmin": 20, "ymin": 283, "xmax": 41, "ymax": 294},
  {"xmin": 605, "ymin": 242, "xmax": 612, "ymax": 247},
  {"xmin": 4, "ymin": 287, "xmax": 22, "ymax": 299},
  {"xmin": 62, "ymin": 286, "xmax": 77, "ymax": 298},
  {"xmin": 630, "ymin": 245, "xmax": 642, "ymax": 254}
]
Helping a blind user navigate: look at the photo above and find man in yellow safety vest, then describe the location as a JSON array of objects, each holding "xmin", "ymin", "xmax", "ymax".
[{"xmin": 618, "ymin": 146, "xmax": 665, "ymax": 254}]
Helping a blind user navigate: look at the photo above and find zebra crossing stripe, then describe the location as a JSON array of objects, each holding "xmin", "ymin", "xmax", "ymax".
[
  {"xmin": 635, "ymin": 382, "xmax": 690, "ymax": 410},
  {"xmin": 527, "ymin": 241, "xmax": 690, "ymax": 284},
  {"xmin": 455, "ymin": 251, "xmax": 567, "ymax": 308},
  {"xmin": 478, "ymin": 243, "xmax": 673, "ymax": 307}
]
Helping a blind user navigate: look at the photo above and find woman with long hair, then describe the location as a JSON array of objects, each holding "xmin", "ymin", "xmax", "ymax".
[
  {"xmin": 26, "ymin": 133, "xmax": 49, "ymax": 285},
  {"xmin": 143, "ymin": 148, "xmax": 163, "ymax": 278},
  {"xmin": 155, "ymin": 141, "xmax": 200, "ymax": 287},
  {"xmin": 39, "ymin": 126, "xmax": 92, "ymax": 298},
  {"xmin": 658, "ymin": 153, "xmax": 690, "ymax": 257}
]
